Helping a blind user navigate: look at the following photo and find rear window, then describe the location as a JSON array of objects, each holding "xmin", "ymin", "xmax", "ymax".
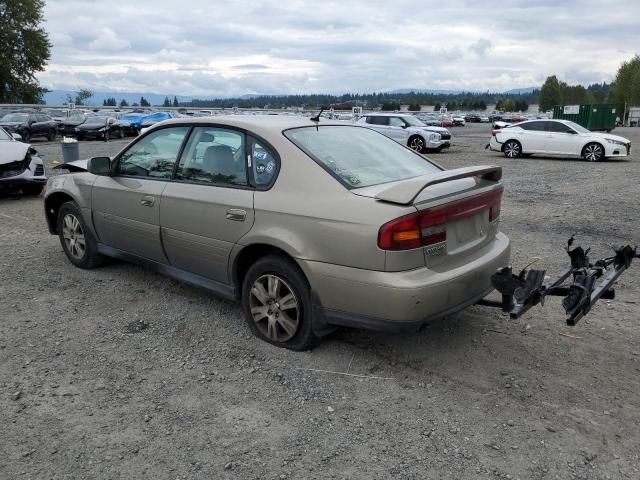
[{"xmin": 284, "ymin": 125, "xmax": 441, "ymax": 188}]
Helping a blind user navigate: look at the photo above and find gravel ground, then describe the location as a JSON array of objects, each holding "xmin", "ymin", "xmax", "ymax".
[{"xmin": 1, "ymin": 124, "xmax": 640, "ymax": 479}]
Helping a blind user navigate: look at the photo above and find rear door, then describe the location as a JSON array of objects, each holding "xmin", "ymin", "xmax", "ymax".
[
  {"xmin": 92, "ymin": 126, "xmax": 190, "ymax": 262},
  {"xmin": 160, "ymin": 126, "xmax": 258, "ymax": 283},
  {"xmin": 516, "ymin": 121, "xmax": 548, "ymax": 152},
  {"xmin": 365, "ymin": 115, "xmax": 392, "ymax": 138}
]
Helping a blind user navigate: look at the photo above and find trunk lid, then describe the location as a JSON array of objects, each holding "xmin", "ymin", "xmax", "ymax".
[{"xmin": 353, "ymin": 166, "xmax": 503, "ymax": 270}]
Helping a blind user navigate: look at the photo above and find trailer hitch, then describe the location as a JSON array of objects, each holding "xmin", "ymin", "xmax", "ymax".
[{"xmin": 479, "ymin": 236, "xmax": 638, "ymax": 325}]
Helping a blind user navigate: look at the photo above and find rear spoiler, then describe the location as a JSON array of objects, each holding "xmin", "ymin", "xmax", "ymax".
[{"xmin": 374, "ymin": 165, "xmax": 502, "ymax": 205}]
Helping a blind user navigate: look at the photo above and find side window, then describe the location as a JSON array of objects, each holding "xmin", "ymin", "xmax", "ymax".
[
  {"xmin": 367, "ymin": 116, "xmax": 388, "ymax": 126},
  {"xmin": 250, "ymin": 139, "xmax": 279, "ymax": 187},
  {"xmin": 116, "ymin": 126, "xmax": 189, "ymax": 179},
  {"xmin": 520, "ymin": 121, "xmax": 544, "ymax": 131},
  {"xmin": 176, "ymin": 127, "xmax": 247, "ymax": 186},
  {"xmin": 389, "ymin": 117, "xmax": 406, "ymax": 127},
  {"xmin": 547, "ymin": 122, "xmax": 574, "ymax": 133}
]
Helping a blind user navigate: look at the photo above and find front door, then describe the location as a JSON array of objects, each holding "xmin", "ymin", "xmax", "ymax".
[
  {"xmin": 388, "ymin": 116, "xmax": 410, "ymax": 143},
  {"xmin": 545, "ymin": 122, "xmax": 582, "ymax": 154},
  {"xmin": 160, "ymin": 126, "xmax": 256, "ymax": 283},
  {"xmin": 92, "ymin": 126, "xmax": 191, "ymax": 262}
]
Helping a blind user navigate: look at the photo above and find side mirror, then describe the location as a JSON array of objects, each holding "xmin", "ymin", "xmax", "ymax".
[{"xmin": 88, "ymin": 156, "xmax": 111, "ymax": 175}]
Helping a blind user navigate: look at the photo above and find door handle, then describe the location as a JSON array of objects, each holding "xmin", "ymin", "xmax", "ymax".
[
  {"xmin": 140, "ymin": 195, "xmax": 155, "ymax": 207},
  {"xmin": 226, "ymin": 209, "xmax": 247, "ymax": 221}
]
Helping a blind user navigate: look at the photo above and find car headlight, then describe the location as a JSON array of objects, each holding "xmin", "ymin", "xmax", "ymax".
[
  {"xmin": 606, "ymin": 138, "xmax": 627, "ymax": 146},
  {"xmin": 430, "ymin": 133, "xmax": 439, "ymax": 141}
]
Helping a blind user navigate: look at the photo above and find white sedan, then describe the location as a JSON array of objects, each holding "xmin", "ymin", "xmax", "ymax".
[{"xmin": 489, "ymin": 119, "xmax": 631, "ymax": 162}]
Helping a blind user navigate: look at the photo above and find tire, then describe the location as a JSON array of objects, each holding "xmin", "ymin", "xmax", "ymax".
[
  {"xmin": 241, "ymin": 255, "xmax": 319, "ymax": 350},
  {"xmin": 582, "ymin": 142, "xmax": 604, "ymax": 162},
  {"xmin": 408, "ymin": 135, "xmax": 426, "ymax": 154},
  {"xmin": 22, "ymin": 184, "xmax": 44, "ymax": 196},
  {"xmin": 47, "ymin": 129, "xmax": 56, "ymax": 141},
  {"xmin": 502, "ymin": 140, "xmax": 522, "ymax": 159},
  {"xmin": 57, "ymin": 201, "xmax": 104, "ymax": 269},
  {"xmin": 22, "ymin": 130, "xmax": 31, "ymax": 143},
  {"xmin": 104, "ymin": 131, "xmax": 110, "ymax": 142}
]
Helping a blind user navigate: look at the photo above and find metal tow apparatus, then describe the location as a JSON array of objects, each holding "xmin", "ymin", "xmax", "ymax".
[{"xmin": 479, "ymin": 236, "xmax": 639, "ymax": 325}]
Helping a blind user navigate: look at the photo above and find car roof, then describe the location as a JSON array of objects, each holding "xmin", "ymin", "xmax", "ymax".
[
  {"xmin": 151, "ymin": 115, "xmax": 349, "ymax": 137},
  {"xmin": 364, "ymin": 112, "xmax": 412, "ymax": 117}
]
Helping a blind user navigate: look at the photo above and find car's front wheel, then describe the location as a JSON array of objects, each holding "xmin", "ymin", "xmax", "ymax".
[
  {"xmin": 57, "ymin": 201, "xmax": 104, "ymax": 269},
  {"xmin": 582, "ymin": 142, "xmax": 604, "ymax": 162},
  {"xmin": 503, "ymin": 140, "xmax": 522, "ymax": 159},
  {"xmin": 241, "ymin": 255, "xmax": 318, "ymax": 350},
  {"xmin": 408, "ymin": 135, "xmax": 426, "ymax": 154}
]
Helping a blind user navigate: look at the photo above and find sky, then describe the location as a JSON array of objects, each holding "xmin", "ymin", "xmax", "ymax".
[{"xmin": 39, "ymin": 0, "xmax": 640, "ymax": 97}]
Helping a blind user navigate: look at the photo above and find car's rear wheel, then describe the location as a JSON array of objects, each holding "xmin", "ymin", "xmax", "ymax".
[
  {"xmin": 21, "ymin": 184, "xmax": 44, "ymax": 196},
  {"xmin": 408, "ymin": 135, "xmax": 426, "ymax": 153},
  {"xmin": 47, "ymin": 129, "xmax": 56, "ymax": 141},
  {"xmin": 582, "ymin": 142, "xmax": 604, "ymax": 162},
  {"xmin": 57, "ymin": 201, "xmax": 104, "ymax": 269},
  {"xmin": 241, "ymin": 255, "xmax": 318, "ymax": 350},
  {"xmin": 503, "ymin": 140, "xmax": 522, "ymax": 159}
]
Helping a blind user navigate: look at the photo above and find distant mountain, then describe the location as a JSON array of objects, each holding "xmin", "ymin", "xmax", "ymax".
[
  {"xmin": 385, "ymin": 88, "xmax": 463, "ymax": 95},
  {"xmin": 504, "ymin": 87, "xmax": 539, "ymax": 94},
  {"xmin": 43, "ymin": 90, "xmax": 195, "ymax": 106},
  {"xmin": 386, "ymin": 87, "xmax": 540, "ymax": 95}
]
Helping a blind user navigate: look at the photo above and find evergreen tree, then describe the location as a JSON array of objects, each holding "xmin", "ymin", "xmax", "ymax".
[
  {"xmin": 0, "ymin": 0, "xmax": 51, "ymax": 103},
  {"xmin": 120, "ymin": 99, "xmax": 129, "ymax": 107},
  {"xmin": 173, "ymin": 96, "xmax": 179, "ymax": 107},
  {"xmin": 539, "ymin": 75, "xmax": 563, "ymax": 111}
]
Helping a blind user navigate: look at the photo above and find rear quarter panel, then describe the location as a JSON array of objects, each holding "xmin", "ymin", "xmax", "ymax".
[{"xmin": 240, "ymin": 134, "xmax": 414, "ymax": 271}]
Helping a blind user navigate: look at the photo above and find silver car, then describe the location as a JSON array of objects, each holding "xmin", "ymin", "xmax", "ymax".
[{"xmin": 44, "ymin": 116, "xmax": 510, "ymax": 349}]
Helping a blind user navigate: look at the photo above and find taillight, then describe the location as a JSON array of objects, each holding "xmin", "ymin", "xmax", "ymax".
[
  {"xmin": 491, "ymin": 129, "xmax": 499, "ymax": 136},
  {"xmin": 378, "ymin": 187, "xmax": 503, "ymax": 251}
]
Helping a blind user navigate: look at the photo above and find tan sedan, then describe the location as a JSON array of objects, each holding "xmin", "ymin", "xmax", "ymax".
[{"xmin": 44, "ymin": 116, "xmax": 510, "ymax": 349}]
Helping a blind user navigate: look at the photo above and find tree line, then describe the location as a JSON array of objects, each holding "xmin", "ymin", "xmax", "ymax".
[
  {"xmin": 538, "ymin": 54, "xmax": 640, "ymax": 115},
  {"xmin": 184, "ymin": 91, "xmax": 539, "ymax": 110}
]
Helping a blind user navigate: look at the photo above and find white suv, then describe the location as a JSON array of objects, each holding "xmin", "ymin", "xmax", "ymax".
[
  {"xmin": 489, "ymin": 119, "xmax": 631, "ymax": 162},
  {"xmin": 356, "ymin": 113, "xmax": 450, "ymax": 153}
]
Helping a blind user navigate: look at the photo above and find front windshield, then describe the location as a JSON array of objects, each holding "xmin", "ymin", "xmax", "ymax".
[
  {"xmin": 403, "ymin": 116, "xmax": 426, "ymax": 127},
  {"xmin": 1, "ymin": 113, "xmax": 28, "ymax": 122},
  {"xmin": 565, "ymin": 121, "xmax": 590, "ymax": 133},
  {"xmin": 0, "ymin": 128, "xmax": 11, "ymax": 140},
  {"xmin": 47, "ymin": 110, "xmax": 65, "ymax": 117},
  {"xmin": 285, "ymin": 125, "xmax": 441, "ymax": 188}
]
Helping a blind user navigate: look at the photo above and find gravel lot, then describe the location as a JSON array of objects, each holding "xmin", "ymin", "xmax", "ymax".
[{"xmin": 2, "ymin": 123, "xmax": 639, "ymax": 479}]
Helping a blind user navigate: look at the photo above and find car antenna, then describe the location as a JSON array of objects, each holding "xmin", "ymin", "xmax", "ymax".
[{"xmin": 310, "ymin": 106, "xmax": 325, "ymax": 123}]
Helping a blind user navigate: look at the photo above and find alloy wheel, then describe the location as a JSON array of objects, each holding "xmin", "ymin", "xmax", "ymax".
[
  {"xmin": 409, "ymin": 136, "xmax": 425, "ymax": 152},
  {"xmin": 249, "ymin": 274, "xmax": 300, "ymax": 342},
  {"xmin": 62, "ymin": 214, "xmax": 86, "ymax": 260},
  {"xmin": 583, "ymin": 144, "xmax": 603, "ymax": 162},
  {"xmin": 504, "ymin": 141, "xmax": 520, "ymax": 158}
]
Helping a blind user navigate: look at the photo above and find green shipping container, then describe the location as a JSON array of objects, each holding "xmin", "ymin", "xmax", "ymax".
[{"xmin": 552, "ymin": 104, "xmax": 621, "ymax": 131}]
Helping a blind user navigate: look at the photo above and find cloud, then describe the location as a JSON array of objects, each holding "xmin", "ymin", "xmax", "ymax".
[
  {"xmin": 39, "ymin": 0, "xmax": 640, "ymax": 97},
  {"xmin": 469, "ymin": 39, "xmax": 492, "ymax": 56},
  {"xmin": 88, "ymin": 28, "xmax": 131, "ymax": 52}
]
